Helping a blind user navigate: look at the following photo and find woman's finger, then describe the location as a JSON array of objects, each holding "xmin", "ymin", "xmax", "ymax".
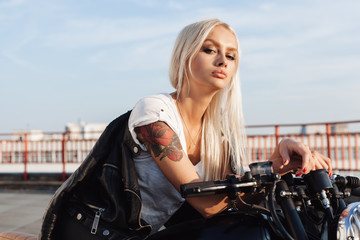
[
  {"xmin": 278, "ymin": 139, "xmax": 291, "ymax": 168},
  {"xmin": 312, "ymin": 151, "xmax": 333, "ymax": 175},
  {"xmin": 294, "ymin": 142, "xmax": 312, "ymax": 174},
  {"xmin": 277, "ymin": 139, "xmax": 310, "ymax": 175}
]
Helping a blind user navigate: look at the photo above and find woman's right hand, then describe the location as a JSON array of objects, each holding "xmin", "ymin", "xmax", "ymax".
[{"xmin": 269, "ymin": 138, "xmax": 333, "ymax": 176}]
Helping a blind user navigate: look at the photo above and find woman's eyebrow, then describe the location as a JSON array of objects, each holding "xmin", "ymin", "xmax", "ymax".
[{"xmin": 203, "ymin": 38, "xmax": 237, "ymax": 52}]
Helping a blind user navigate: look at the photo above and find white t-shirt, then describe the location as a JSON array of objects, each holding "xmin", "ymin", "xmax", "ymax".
[{"xmin": 128, "ymin": 93, "xmax": 204, "ymax": 234}]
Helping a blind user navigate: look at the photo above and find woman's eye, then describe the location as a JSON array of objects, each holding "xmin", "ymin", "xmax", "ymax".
[
  {"xmin": 203, "ymin": 48, "xmax": 215, "ymax": 54},
  {"xmin": 226, "ymin": 55, "xmax": 236, "ymax": 61}
]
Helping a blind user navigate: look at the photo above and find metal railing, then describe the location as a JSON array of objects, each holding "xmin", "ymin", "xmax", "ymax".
[
  {"xmin": 1, "ymin": 120, "xmax": 360, "ymax": 181},
  {"xmin": 244, "ymin": 120, "xmax": 360, "ymax": 171}
]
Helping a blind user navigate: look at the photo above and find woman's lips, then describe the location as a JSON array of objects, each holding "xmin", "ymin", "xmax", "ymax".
[{"xmin": 212, "ymin": 70, "xmax": 227, "ymax": 79}]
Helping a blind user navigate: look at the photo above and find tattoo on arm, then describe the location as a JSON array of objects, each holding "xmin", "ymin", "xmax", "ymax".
[{"xmin": 135, "ymin": 122, "xmax": 183, "ymax": 161}]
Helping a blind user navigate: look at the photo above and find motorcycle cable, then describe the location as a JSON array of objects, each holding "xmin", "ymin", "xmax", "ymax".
[
  {"xmin": 268, "ymin": 180, "xmax": 297, "ymax": 240},
  {"xmin": 300, "ymin": 198, "xmax": 325, "ymax": 226},
  {"xmin": 237, "ymin": 193, "xmax": 271, "ymax": 215},
  {"xmin": 301, "ymin": 200, "xmax": 329, "ymax": 240},
  {"xmin": 236, "ymin": 187, "xmax": 288, "ymax": 238},
  {"xmin": 297, "ymin": 200, "xmax": 322, "ymax": 240}
]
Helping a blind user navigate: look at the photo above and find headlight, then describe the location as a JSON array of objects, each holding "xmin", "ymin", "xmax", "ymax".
[{"xmin": 337, "ymin": 202, "xmax": 360, "ymax": 240}]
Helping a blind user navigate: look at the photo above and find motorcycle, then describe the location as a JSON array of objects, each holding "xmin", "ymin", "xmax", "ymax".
[{"xmin": 150, "ymin": 162, "xmax": 360, "ymax": 240}]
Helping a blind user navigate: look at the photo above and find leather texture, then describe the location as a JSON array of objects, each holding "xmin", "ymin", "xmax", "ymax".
[{"xmin": 39, "ymin": 111, "xmax": 152, "ymax": 240}]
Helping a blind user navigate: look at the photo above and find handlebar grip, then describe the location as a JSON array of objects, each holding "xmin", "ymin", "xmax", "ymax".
[
  {"xmin": 346, "ymin": 176, "xmax": 360, "ymax": 188},
  {"xmin": 180, "ymin": 180, "xmax": 230, "ymax": 198},
  {"xmin": 335, "ymin": 176, "xmax": 360, "ymax": 189}
]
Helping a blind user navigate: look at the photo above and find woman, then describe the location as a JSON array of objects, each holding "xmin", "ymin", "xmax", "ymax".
[
  {"xmin": 40, "ymin": 18, "xmax": 332, "ymax": 240},
  {"xmin": 128, "ymin": 18, "xmax": 332, "ymax": 234}
]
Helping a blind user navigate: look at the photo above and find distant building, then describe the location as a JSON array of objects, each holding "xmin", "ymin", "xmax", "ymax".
[
  {"xmin": 65, "ymin": 122, "xmax": 107, "ymax": 140},
  {"xmin": 331, "ymin": 124, "xmax": 349, "ymax": 134},
  {"xmin": 300, "ymin": 124, "xmax": 349, "ymax": 135},
  {"xmin": 10, "ymin": 122, "xmax": 107, "ymax": 141},
  {"xmin": 12, "ymin": 130, "xmax": 62, "ymax": 141}
]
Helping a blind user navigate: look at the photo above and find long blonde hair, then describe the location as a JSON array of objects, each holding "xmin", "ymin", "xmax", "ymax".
[{"xmin": 169, "ymin": 19, "xmax": 247, "ymax": 180}]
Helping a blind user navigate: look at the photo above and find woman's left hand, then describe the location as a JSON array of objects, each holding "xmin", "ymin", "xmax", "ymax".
[{"xmin": 269, "ymin": 138, "xmax": 333, "ymax": 176}]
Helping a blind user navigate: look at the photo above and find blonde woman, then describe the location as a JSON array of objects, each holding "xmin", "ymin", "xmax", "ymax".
[
  {"xmin": 41, "ymin": 19, "xmax": 333, "ymax": 240},
  {"xmin": 128, "ymin": 18, "xmax": 332, "ymax": 234}
]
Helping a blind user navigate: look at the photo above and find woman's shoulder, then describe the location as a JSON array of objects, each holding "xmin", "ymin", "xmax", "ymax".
[
  {"xmin": 128, "ymin": 93, "xmax": 182, "ymax": 150},
  {"xmin": 132, "ymin": 93, "xmax": 174, "ymax": 113},
  {"xmin": 129, "ymin": 92, "xmax": 178, "ymax": 122},
  {"xmin": 135, "ymin": 93, "xmax": 173, "ymax": 106}
]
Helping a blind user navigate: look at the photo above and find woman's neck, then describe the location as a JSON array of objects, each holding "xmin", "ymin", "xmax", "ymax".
[{"xmin": 171, "ymin": 90, "xmax": 215, "ymax": 126}]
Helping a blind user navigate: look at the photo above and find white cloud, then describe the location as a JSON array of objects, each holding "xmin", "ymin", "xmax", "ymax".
[
  {"xmin": 0, "ymin": 0, "xmax": 26, "ymax": 8},
  {"xmin": 130, "ymin": 0, "xmax": 160, "ymax": 8},
  {"xmin": 168, "ymin": 1, "xmax": 185, "ymax": 10},
  {"xmin": 0, "ymin": 25, "xmax": 39, "ymax": 68},
  {"xmin": 43, "ymin": 17, "xmax": 181, "ymax": 48},
  {"xmin": 88, "ymin": 36, "xmax": 174, "ymax": 72},
  {"xmin": 1, "ymin": 50, "xmax": 27, "ymax": 66}
]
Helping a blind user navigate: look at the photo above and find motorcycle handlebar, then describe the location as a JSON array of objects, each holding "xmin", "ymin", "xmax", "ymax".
[
  {"xmin": 180, "ymin": 171, "xmax": 360, "ymax": 240},
  {"xmin": 180, "ymin": 172, "xmax": 360, "ymax": 199},
  {"xmin": 180, "ymin": 179, "xmax": 257, "ymax": 198}
]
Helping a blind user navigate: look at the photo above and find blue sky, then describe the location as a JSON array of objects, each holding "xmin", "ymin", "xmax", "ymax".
[{"xmin": 1, "ymin": 0, "xmax": 359, "ymax": 133}]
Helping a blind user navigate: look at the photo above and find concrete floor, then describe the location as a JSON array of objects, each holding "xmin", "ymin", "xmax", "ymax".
[{"xmin": 0, "ymin": 191, "xmax": 53, "ymax": 236}]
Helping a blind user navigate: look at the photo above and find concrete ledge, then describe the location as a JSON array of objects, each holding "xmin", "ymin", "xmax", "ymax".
[
  {"xmin": 0, "ymin": 173, "xmax": 71, "ymax": 182},
  {"xmin": 0, "ymin": 180, "xmax": 62, "ymax": 193},
  {"xmin": 0, "ymin": 173, "xmax": 66, "ymax": 192}
]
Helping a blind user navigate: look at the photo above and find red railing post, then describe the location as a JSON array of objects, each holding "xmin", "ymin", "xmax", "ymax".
[
  {"xmin": 355, "ymin": 134, "xmax": 359, "ymax": 170},
  {"xmin": 61, "ymin": 132, "xmax": 67, "ymax": 181},
  {"xmin": 264, "ymin": 136, "xmax": 268, "ymax": 160},
  {"xmin": 258, "ymin": 136, "xmax": 262, "ymax": 161},
  {"xmin": 251, "ymin": 136, "xmax": 256, "ymax": 163},
  {"xmin": 24, "ymin": 133, "xmax": 28, "ymax": 181},
  {"xmin": 341, "ymin": 134, "xmax": 345, "ymax": 169},
  {"xmin": 334, "ymin": 135, "xmax": 339, "ymax": 169},
  {"xmin": 348, "ymin": 134, "xmax": 352, "ymax": 170},
  {"xmin": 326, "ymin": 124, "xmax": 332, "ymax": 159},
  {"xmin": 275, "ymin": 125, "xmax": 280, "ymax": 144}
]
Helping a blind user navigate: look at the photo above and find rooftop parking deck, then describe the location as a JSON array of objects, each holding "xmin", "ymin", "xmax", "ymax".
[{"xmin": 0, "ymin": 191, "xmax": 53, "ymax": 236}]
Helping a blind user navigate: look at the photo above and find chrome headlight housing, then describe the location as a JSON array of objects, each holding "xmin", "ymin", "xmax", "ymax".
[{"xmin": 337, "ymin": 202, "xmax": 360, "ymax": 240}]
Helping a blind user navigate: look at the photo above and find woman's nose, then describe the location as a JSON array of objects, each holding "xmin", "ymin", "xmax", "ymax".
[{"xmin": 215, "ymin": 53, "xmax": 227, "ymax": 67}]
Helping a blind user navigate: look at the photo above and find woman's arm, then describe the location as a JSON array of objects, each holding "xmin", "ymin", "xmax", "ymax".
[
  {"xmin": 135, "ymin": 123, "xmax": 333, "ymax": 218},
  {"xmin": 135, "ymin": 121, "xmax": 230, "ymax": 218}
]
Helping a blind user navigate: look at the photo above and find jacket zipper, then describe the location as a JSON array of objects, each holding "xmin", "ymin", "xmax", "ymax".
[
  {"xmin": 124, "ymin": 189, "xmax": 152, "ymax": 232},
  {"xmin": 85, "ymin": 202, "xmax": 105, "ymax": 234}
]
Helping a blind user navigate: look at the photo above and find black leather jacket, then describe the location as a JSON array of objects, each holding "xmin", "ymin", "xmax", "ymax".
[{"xmin": 39, "ymin": 111, "xmax": 152, "ymax": 239}]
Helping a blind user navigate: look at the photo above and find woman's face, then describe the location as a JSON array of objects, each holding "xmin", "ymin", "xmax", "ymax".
[{"xmin": 189, "ymin": 25, "xmax": 238, "ymax": 92}]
